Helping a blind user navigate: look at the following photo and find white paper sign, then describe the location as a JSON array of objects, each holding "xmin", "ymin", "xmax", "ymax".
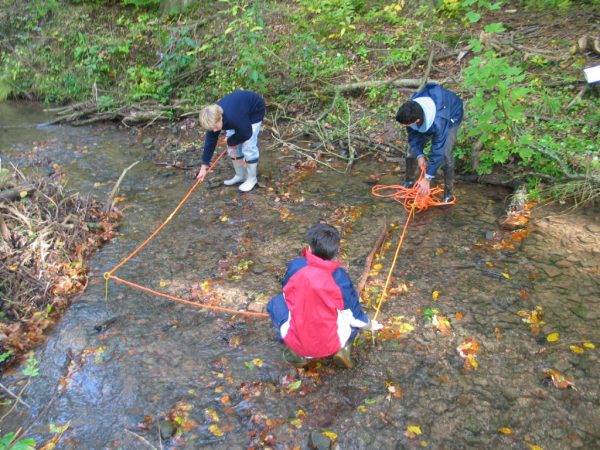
[{"xmin": 584, "ymin": 65, "xmax": 600, "ymax": 84}]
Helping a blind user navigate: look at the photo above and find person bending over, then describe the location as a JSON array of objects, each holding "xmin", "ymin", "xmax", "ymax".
[
  {"xmin": 395, "ymin": 83, "xmax": 463, "ymax": 202},
  {"xmin": 197, "ymin": 90, "xmax": 265, "ymax": 192}
]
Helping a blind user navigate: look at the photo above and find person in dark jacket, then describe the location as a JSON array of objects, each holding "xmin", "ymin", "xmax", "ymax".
[
  {"xmin": 196, "ymin": 90, "xmax": 265, "ymax": 192},
  {"xmin": 267, "ymin": 223, "xmax": 382, "ymax": 369},
  {"xmin": 395, "ymin": 83, "xmax": 463, "ymax": 202}
]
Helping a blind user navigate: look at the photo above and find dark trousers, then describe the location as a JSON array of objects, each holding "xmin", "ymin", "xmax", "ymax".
[{"xmin": 405, "ymin": 126, "xmax": 458, "ymax": 197}]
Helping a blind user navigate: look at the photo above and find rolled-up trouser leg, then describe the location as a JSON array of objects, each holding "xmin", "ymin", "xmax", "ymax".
[{"xmin": 442, "ymin": 126, "xmax": 458, "ymax": 202}]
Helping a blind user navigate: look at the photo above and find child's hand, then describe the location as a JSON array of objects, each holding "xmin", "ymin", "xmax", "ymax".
[
  {"xmin": 367, "ymin": 319, "xmax": 383, "ymax": 331},
  {"xmin": 196, "ymin": 165, "xmax": 209, "ymax": 180}
]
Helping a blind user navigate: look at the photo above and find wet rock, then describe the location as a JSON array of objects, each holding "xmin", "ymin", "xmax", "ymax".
[
  {"xmin": 586, "ymin": 223, "xmax": 600, "ymax": 233},
  {"xmin": 539, "ymin": 264, "xmax": 561, "ymax": 278},
  {"xmin": 247, "ymin": 300, "xmax": 266, "ymax": 313},
  {"xmin": 159, "ymin": 420, "xmax": 175, "ymax": 440},
  {"xmin": 555, "ymin": 259, "xmax": 572, "ymax": 268},
  {"xmin": 308, "ymin": 431, "xmax": 332, "ymax": 450},
  {"xmin": 501, "ymin": 386, "xmax": 519, "ymax": 402}
]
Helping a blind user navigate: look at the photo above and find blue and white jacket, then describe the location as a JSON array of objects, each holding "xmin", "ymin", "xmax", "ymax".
[{"xmin": 407, "ymin": 83, "xmax": 463, "ymax": 179}]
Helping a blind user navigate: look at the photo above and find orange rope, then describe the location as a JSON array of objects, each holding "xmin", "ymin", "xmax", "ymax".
[
  {"xmin": 371, "ymin": 169, "xmax": 455, "ymax": 213},
  {"xmin": 102, "ymin": 146, "xmax": 270, "ymax": 318},
  {"xmin": 370, "ymin": 168, "xmax": 455, "ymax": 323},
  {"xmin": 110, "ymin": 275, "xmax": 268, "ymax": 317},
  {"xmin": 106, "ymin": 147, "xmax": 228, "ymax": 276}
]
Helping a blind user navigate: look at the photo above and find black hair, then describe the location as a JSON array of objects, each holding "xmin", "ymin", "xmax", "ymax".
[
  {"xmin": 307, "ymin": 222, "xmax": 340, "ymax": 260},
  {"xmin": 395, "ymin": 101, "xmax": 424, "ymax": 125}
]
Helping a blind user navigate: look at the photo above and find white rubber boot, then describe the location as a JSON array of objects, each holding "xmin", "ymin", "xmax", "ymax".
[
  {"xmin": 239, "ymin": 162, "xmax": 258, "ymax": 192},
  {"xmin": 223, "ymin": 159, "xmax": 247, "ymax": 186}
]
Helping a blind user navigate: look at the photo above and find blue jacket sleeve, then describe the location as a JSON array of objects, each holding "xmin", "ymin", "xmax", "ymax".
[
  {"xmin": 282, "ymin": 257, "xmax": 307, "ymax": 288},
  {"xmin": 333, "ymin": 268, "xmax": 369, "ymax": 325},
  {"xmin": 226, "ymin": 119, "xmax": 253, "ymax": 147},
  {"xmin": 407, "ymin": 127, "xmax": 427, "ymax": 158},
  {"xmin": 202, "ymin": 130, "xmax": 221, "ymax": 165}
]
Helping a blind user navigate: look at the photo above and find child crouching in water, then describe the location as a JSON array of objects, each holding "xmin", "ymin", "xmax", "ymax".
[{"xmin": 267, "ymin": 222, "xmax": 382, "ymax": 368}]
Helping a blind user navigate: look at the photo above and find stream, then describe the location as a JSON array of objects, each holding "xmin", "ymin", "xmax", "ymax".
[{"xmin": 1, "ymin": 101, "xmax": 599, "ymax": 449}]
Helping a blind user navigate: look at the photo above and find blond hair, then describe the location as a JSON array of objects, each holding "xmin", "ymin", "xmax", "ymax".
[{"xmin": 198, "ymin": 104, "xmax": 223, "ymax": 130}]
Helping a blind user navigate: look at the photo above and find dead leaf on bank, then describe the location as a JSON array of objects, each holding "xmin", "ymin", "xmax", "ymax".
[
  {"xmin": 546, "ymin": 332, "xmax": 560, "ymax": 342},
  {"xmin": 498, "ymin": 427, "xmax": 513, "ymax": 435}
]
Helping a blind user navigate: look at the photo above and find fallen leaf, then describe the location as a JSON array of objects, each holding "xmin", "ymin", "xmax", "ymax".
[
  {"xmin": 546, "ymin": 332, "xmax": 560, "ymax": 342},
  {"xmin": 526, "ymin": 444, "xmax": 544, "ymax": 450},
  {"xmin": 373, "ymin": 263, "xmax": 383, "ymax": 270},
  {"xmin": 432, "ymin": 291, "xmax": 439, "ymax": 301},
  {"xmin": 455, "ymin": 312, "xmax": 464, "ymax": 319},
  {"xmin": 322, "ymin": 430, "xmax": 337, "ymax": 440},
  {"xmin": 252, "ymin": 358, "xmax": 264, "ymax": 368},
  {"xmin": 405, "ymin": 425, "xmax": 422, "ymax": 439},
  {"xmin": 502, "ymin": 272, "xmax": 510, "ymax": 279},
  {"xmin": 159, "ymin": 280, "xmax": 169, "ymax": 287},
  {"xmin": 19, "ymin": 191, "xmax": 28, "ymax": 198},
  {"xmin": 209, "ymin": 424, "xmax": 224, "ymax": 437},
  {"xmin": 544, "ymin": 369, "xmax": 575, "ymax": 389},
  {"xmin": 583, "ymin": 342, "xmax": 595, "ymax": 349},
  {"xmin": 432, "ymin": 315, "xmax": 452, "ymax": 334},
  {"xmin": 569, "ymin": 345, "xmax": 584, "ymax": 354},
  {"xmin": 499, "ymin": 427, "xmax": 512, "ymax": 435},
  {"xmin": 287, "ymin": 380, "xmax": 301, "ymax": 391}
]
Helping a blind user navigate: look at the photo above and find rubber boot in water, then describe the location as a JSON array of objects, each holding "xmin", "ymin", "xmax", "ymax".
[
  {"xmin": 224, "ymin": 159, "xmax": 247, "ymax": 186},
  {"xmin": 239, "ymin": 162, "xmax": 258, "ymax": 192},
  {"xmin": 333, "ymin": 343, "xmax": 354, "ymax": 369},
  {"xmin": 403, "ymin": 157, "xmax": 417, "ymax": 188},
  {"xmin": 282, "ymin": 347, "xmax": 309, "ymax": 368}
]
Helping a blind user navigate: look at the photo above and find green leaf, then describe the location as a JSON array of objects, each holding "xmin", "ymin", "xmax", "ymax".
[
  {"xmin": 484, "ymin": 22, "xmax": 505, "ymax": 33},
  {"xmin": 288, "ymin": 380, "xmax": 302, "ymax": 391},
  {"xmin": 466, "ymin": 11, "xmax": 481, "ymax": 23},
  {"xmin": 0, "ymin": 352, "xmax": 12, "ymax": 364}
]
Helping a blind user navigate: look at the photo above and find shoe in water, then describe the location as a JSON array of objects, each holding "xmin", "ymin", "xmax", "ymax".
[
  {"xmin": 282, "ymin": 347, "xmax": 309, "ymax": 368},
  {"xmin": 332, "ymin": 344, "xmax": 354, "ymax": 369}
]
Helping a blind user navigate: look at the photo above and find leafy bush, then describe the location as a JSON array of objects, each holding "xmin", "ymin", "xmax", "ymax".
[{"xmin": 463, "ymin": 50, "xmax": 532, "ymax": 174}]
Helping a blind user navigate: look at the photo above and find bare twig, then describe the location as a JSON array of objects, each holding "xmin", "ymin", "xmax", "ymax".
[
  {"xmin": 125, "ymin": 429, "xmax": 159, "ymax": 450},
  {"xmin": 0, "ymin": 381, "xmax": 30, "ymax": 408},
  {"xmin": 104, "ymin": 161, "xmax": 141, "ymax": 214}
]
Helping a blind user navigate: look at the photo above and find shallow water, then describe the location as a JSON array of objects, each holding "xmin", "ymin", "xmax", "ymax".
[{"xmin": 1, "ymin": 102, "xmax": 599, "ymax": 449}]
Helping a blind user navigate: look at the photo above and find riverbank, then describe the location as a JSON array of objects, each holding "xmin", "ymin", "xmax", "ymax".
[{"xmin": 0, "ymin": 167, "xmax": 120, "ymax": 371}]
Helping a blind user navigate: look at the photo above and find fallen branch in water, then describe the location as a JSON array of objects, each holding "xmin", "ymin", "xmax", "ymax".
[
  {"xmin": 104, "ymin": 161, "xmax": 140, "ymax": 214},
  {"xmin": 357, "ymin": 220, "xmax": 388, "ymax": 295}
]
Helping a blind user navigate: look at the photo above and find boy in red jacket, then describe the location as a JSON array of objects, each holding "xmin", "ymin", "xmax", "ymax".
[{"xmin": 267, "ymin": 223, "xmax": 382, "ymax": 368}]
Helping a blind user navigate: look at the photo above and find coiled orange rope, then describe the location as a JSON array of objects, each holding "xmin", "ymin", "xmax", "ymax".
[{"xmin": 370, "ymin": 168, "xmax": 455, "ymax": 324}]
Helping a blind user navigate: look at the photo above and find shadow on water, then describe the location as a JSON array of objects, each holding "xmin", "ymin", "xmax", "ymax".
[{"xmin": 1, "ymin": 102, "xmax": 599, "ymax": 449}]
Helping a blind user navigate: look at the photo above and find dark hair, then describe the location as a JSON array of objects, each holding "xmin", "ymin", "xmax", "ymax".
[
  {"xmin": 307, "ymin": 223, "xmax": 340, "ymax": 260},
  {"xmin": 395, "ymin": 101, "xmax": 423, "ymax": 125}
]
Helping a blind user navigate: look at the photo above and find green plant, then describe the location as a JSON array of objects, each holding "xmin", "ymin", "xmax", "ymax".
[
  {"xmin": 219, "ymin": 1, "xmax": 267, "ymax": 88},
  {"xmin": 0, "ymin": 433, "xmax": 36, "ymax": 450},
  {"xmin": 22, "ymin": 354, "xmax": 40, "ymax": 378}
]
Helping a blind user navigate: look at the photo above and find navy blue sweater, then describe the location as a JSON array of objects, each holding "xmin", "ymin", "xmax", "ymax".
[
  {"xmin": 407, "ymin": 83, "xmax": 463, "ymax": 178},
  {"xmin": 202, "ymin": 90, "xmax": 266, "ymax": 165}
]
